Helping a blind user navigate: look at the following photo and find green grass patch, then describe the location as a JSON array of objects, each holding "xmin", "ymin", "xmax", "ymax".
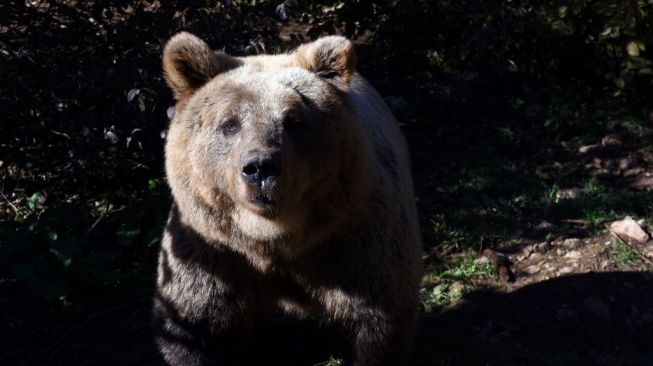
[
  {"xmin": 422, "ymin": 255, "xmax": 497, "ymax": 311},
  {"xmin": 611, "ymin": 242, "xmax": 641, "ymax": 267}
]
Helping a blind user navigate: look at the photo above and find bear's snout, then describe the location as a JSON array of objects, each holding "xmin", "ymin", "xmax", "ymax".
[{"xmin": 240, "ymin": 151, "xmax": 281, "ymax": 188}]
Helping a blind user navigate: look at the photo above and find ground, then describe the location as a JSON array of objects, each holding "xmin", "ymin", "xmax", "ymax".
[{"xmin": 1, "ymin": 2, "xmax": 652, "ymax": 365}]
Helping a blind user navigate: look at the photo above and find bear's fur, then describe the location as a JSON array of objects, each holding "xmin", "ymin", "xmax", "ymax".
[{"xmin": 153, "ymin": 32, "xmax": 423, "ymax": 366}]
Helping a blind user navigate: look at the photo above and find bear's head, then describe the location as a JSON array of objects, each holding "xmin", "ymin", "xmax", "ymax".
[{"xmin": 162, "ymin": 33, "xmax": 373, "ymax": 255}]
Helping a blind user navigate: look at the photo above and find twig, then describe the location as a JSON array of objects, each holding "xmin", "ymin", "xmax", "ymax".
[
  {"xmin": 0, "ymin": 191, "xmax": 19, "ymax": 214},
  {"xmin": 85, "ymin": 205, "xmax": 125, "ymax": 235},
  {"xmin": 606, "ymin": 225, "xmax": 653, "ymax": 267}
]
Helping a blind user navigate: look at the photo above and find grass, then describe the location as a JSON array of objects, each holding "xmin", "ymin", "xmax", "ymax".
[
  {"xmin": 611, "ymin": 242, "xmax": 641, "ymax": 267},
  {"xmin": 422, "ymin": 255, "xmax": 497, "ymax": 311},
  {"xmin": 314, "ymin": 357, "xmax": 343, "ymax": 366}
]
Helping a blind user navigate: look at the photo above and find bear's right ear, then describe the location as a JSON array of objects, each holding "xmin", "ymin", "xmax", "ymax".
[
  {"xmin": 163, "ymin": 32, "xmax": 240, "ymax": 100},
  {"xmin": 293, "ymin": 36, "xmax": 357, "ymax": 88}
]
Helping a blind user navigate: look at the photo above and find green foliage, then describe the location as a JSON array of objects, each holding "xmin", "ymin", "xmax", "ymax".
[
  {"xmin": 552, "ymin": 178, "xmax": 653, "ymax": 231},
  {"xmin": 0, "ymin": 196, "xmax": 167, "ymax": 305},
  {"xmin": 612, "ymin": 241, "xmax": 640, "ymax": 266},
  {"xmin": 308, "ymin": 0, "xmax": 653, "ymax": 95},
  {"xmin": 422, "ymin": 255, "xmax": 496, "ymax": 310},
  {"xmin": 427, "ymin": 256, "xmax": 495, "ymax": 284}
]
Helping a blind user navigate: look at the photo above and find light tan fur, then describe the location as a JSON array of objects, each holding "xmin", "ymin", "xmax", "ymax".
[{"xmin": 153, "ymin": 32, "xmax": 423, "ymax": 366}]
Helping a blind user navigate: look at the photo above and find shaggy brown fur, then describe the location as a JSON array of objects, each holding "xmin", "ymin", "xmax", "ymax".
[{"xmin": 153, "ymin": 32, "xmax": 423, "ymax": 366}]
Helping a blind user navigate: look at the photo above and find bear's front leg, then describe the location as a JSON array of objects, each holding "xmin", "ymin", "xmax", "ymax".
[
  {"xmin": 153, "ymin": 226, "xmax": 261, "ymax": 366},
  {"xmin": 348, "ymin": 307, "xmax": 418, "ymax": 366},
  {"xmin": 153, "ymin": 289, "xmax": 256, "ymax": 366},
  {"xmin": 318, "ymin": 285, "xmax": 419, "ymax": 366}
]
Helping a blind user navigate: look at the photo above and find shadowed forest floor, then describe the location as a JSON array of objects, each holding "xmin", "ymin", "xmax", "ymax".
[{"xmin": 1, "ymin": 2, "xmax": 652, "ymax": 365}]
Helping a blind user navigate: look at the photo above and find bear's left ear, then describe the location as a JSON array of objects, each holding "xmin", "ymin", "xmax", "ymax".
[
  {"xmin": 293, "ymin": 36, "xmax": 357, "ymax": 87},
  {"xmin": 163, "ymin": 32, "xmax": 240, "ymax": 101}
]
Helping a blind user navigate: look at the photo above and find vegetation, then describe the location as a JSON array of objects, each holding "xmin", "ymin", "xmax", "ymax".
[{"xmin": 1, "ymin": 1, "xmax": 652, "ymax": 365}]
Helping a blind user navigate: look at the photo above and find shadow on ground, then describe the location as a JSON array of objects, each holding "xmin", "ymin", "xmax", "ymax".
[
  {"xmin": 415, "ymin": 271, "xmax": 653, "ymax": 366},
  {"xmin": 2, "ymin": 271, "xmax": 652, "ymax": 366}
]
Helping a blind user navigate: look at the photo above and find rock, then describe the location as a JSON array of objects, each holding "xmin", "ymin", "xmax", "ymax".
[
  {"xmin": 645, "ymin": 248, "xmax": 653, "ymax": 259},
  {"xmin": 563, "ymin": 238, "xmax": 581, "ymax": 249},
  {"xmin": 578, "ymin": 144, "xmax": 600, "ymax": 154},
  {"xmin": 623, "ymin": 167, "xmax": 644, "ymax": 177},
  {"xmin": 583, "ymin": 295, "xmax": 611, "ymax": 321},
  {"xmin": 556, "ymin": 188, "xmax": 584, "ymax": 200},
  {"xmin": 557, "ymin": 266, "xmax": 575, "ymax": 276},
  {"xmin": 533, "ymin": 220, "xmax": 555, "ymax": 231},
  {"xmin": 514, "ymin": 245, "xmax": 533, "ymax": 261},
  {"xmin": 533, "ymin": 242, "xmax": 551, "ymax": 253},
  {"xmin": 618, "ymin": 156, "xmax": 638, "ymax": 170},
  {"xmin": 601, "ymin": 134, "xmax": 623, "ymax": 147},
  {"xmin": 631, "ymin": 176, "xmax": 653, "ymax": 191},
  {"xmin": 523, "ymin": 264, "xmax": 541, "ymax": 275},
  {"xmin": 609, "ymin": 216, "xmax": 650, "ymax": 243},
  {"xmin": 564, "ymin": 250, "xmax": 582, "ymax": 259},
  {"xmin": 529, "ymin": 252, "xmax": 542, "ymax": 262},
  {"xmin": 482, "ymin": 249, "xmax": 515, "ymax": 283}
]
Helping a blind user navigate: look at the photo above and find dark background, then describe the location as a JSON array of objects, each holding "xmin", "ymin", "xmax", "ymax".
[{"xmin": 1, "ymin": 1, "xmax": 652, "ymax": 365}]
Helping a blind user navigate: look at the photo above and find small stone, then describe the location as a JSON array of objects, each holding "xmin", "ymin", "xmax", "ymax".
[
  {"xmin": 533, "ymin": 221, "xmax": 555, "ymax": 231},
  {"xmin": 533, "ymin": 242, "xmax": 551, "ymax": 253},
  {"xmin": 529, "ymin": 252, "xmax": 543, "ymax": 262},
  {"xmin": 645, "ymin": 248, "xmax": 653, "ymax": 259},
  {"xmin": 601, "ymin": 134, "xmax": 623, "ymax": 147},
  {"xmin": 632, "ymin": 176, "xmax": 653, "ymax": 190},
  {"xmin": 556, "ymin": 188, "xmax": 584, "ymax": 200},
  {"xmin": 475, "ymin": 256, "xmax": 490, "ymax": 265},
  {"xmin": 523, "ymin": 265, "xmax": 541, "ymax": 275},
  {"xmin": 556, "ymin": 248, "xmax": 565, "ymax": 256},
  {"xmin": 563, "ymin": 238, "xmax": 581, "ymax": 248},
  {"xmin": 579, "ymin": 144, "xmax": 600, "ymax": 154},
  {"xmin": 618, "ymin": 156, "xmax": 638, "ymax": 170},
  {"xmin": 610, "ymin": 216, "xmax": 650, "ymax": 243},
  {"xmin": 583, "ymin": 295, "xmax": 611, "ymax": 321},
  {"xmin": 564, "ymin": 250, "xmax": 582, "ymax": 259},
  {"xmin": 557, "ymin": 266, "xmax": 575, "ymax": 275}
]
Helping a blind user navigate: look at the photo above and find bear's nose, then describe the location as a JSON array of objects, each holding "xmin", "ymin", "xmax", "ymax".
[{"xmin": 241, "ymin": 153, "xmax": 280, "ymax": 187}]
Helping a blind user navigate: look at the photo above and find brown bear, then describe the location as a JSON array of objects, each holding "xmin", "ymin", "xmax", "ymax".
[{"xmin": 153, "ymin": 32, "xmax": 423, "ymax": 366}]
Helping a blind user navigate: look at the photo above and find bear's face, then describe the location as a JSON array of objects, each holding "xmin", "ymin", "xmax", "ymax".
[{"xmin": 163, "ymin": 33, "xmax": 360, "ymax": 242}]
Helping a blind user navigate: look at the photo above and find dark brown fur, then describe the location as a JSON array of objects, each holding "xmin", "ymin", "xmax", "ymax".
[{"xmin": 153, "ymin": 32, "xmax": 423, "ymax": 366}]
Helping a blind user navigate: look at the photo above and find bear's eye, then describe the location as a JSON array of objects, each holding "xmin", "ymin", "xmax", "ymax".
[
  {"xmin": 221, "ymin": 118, "xmax": 240, "ymax": 136},
  {"xmin": 283, "ymin": 114, "xmax": 303, "ymax": 132}
]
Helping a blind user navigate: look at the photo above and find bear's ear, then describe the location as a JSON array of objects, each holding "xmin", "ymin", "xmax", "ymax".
[
  {"xmin": 163, "ymin": 32, "xmax": 240, "ymax": 100},
  {"xmin": 293, "ymin": 36, "xmax": 357, "ymax": 87}
]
